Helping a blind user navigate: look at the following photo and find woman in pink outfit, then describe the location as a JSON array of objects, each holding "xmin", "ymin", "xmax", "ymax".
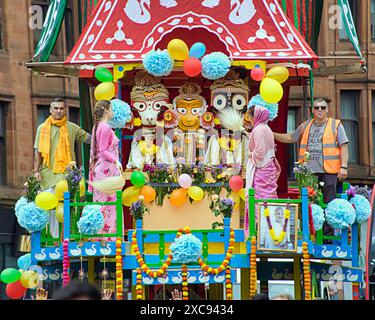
[
  {"xmin": 245, "ymin": 97, "xmax": 280, "ymax": 234},
  {"xmin": 89, "ymin": 100, "xmax": 122, "ymax": 240}
]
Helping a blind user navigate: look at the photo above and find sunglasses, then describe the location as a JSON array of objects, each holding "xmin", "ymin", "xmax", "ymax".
[{"xmin": 313, "ymin": 105, "xmax": 327, "ymax": 110}]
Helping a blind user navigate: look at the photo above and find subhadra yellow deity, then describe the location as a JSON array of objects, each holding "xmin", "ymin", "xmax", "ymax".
[
  {"xmin": 126, "ymin": 71, "xmax": 175, "ymax": 169},
  {"xmin": 172, "ymin": 82, "xmax": 214, "ymax": 165}
]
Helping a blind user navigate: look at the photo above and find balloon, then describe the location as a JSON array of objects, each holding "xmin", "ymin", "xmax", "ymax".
[
  {"xmin": 140, "ymin": 185, "xmax": 156, "ymax": 203},
  {"xmin": 94, "ymin": 82, "xmax": 116, "ymax": 101},
  {"xmin": 187, "ymin": 186, "xmax": 204, "ymax": 201},
  {"xmin": 0, "ymin": 268, "xmax": 21, "ymax": 284},
  {"xmin": 167, "ymin": 39, "xmax": 189, "ymax": 61},
  {"xmin": 266, "ymin": 66, "xmax": 289, "ymax": 84},
  {"xmin": 6, "ymin": 281, "xmax": 27, "ymax": 300},
  {"xmin": 55, "ymin": 202, "xmax": 64, "ymax": 223},
  {"xmin": 35, "ymin": 192, "xmax": 58, "ymax": 210},
  {"xmin": 55, "ymin": 180, "xmax": 68, "ymax": 201},
  {"xmin": 178, "ymin": 174, "xmax": 193, "ymax": 189},
  {"xmin": 183, "ymin": 58, "xmax": 202, "ymax": 77},
  {"xmin": 17, "ymin": 254, "xmax": 32, "ymax": 271},
  {"xmin": 228, "ymin": 193, "xmax": 240, "ymax": 210},
  {"xmin": 79, "ymin": 179, "xmax": 86, "ymax": 197},
  {"xmin": 260, "ymin": 78, "xmax": 284, "ymax": 104},
  {"xmin": 170, "ymin": 188, "xmax": 187, "ymax": 207},
  {"xmin": 95, "ymin": 68, "xmax": 114, "ymax": 83},
  {"xmin": 189, "ymin": 42, "xmax": 206, "ymax": 59},
  {"xmin": 239, "ymin": 188, "xmax": 246, "ymax": 201},
  {"xmin": 130, "ymin": 171, "xmax": 146, "ymax": 188},
  {"xmin": 20, "ymin": 270, "xmax": 39, "ymax": 289},
  {"xmin": 229, "ymin": 175, "xmax": 243, "ymax": 193},
  {"xmin": 251, "ymin": 67, "xmax": 265, "ymax": 82},
  {"xmin": 122, "ymin": 186, "xmax": 141, "ymax": 207}
]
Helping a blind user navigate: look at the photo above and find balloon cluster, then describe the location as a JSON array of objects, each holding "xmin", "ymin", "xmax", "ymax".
[
  {"xmin": 170, "ymin": 174, "xmax": 205, "ymax": 207},
  {"xmin": 94, "ymin": 68, "xmax": 116, "ymax": 101},
  {"xmin": 122, "ymin": 172, "xmax": 156, "ymax": 207},
  {"xmin": 227, "ymin": 176, "xmax": 246, "ymax": 210},
  {"xmin": 250, "ymin": 65, "xmax": 289, "ymax": 104},
  {"xmin": 0, "ymin": 254, "xmax": 40, "ymax": 299}
]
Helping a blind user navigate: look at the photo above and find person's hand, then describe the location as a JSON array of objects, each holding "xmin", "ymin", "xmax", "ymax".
[
  {"xmin": 33, "ymin": 171, "xmax": 42, "ymax": 182},
  {"xmin": 338, "ymin": 168, "xmax": 347, "ymax": 181},
  {"xmin": 102, "ymin": 289, "xmax": 113, "ymax": 300},
  {"xmin": 35, "ymin": 288, "xmax": 48, "ymax": 300},
  {"xmin": 171, "ymin": 289, "xmax": 182, "ymax": 300}
]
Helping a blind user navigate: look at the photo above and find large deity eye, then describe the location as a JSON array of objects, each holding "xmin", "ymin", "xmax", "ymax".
[
  {"xmin": 191, "ymin": 108, "xmax": 201, "ymax": 115},
  {"xmin": 213, "ymin": 94, "xmax": 227, "ymax": 110},
  {"xmin": 133, "ymin": 102, "xmax": 147, "ymax": 112},
  {"xmin": 153, "ymin": 100, "xmax": 167, "ymax": 111},
  {"xmin": 232, "ymin": 94, "xmax": 247, "ymax": 110},
  {"xmin": 177, "ymin": 107, "xmax": 187, "ymax": 115}
]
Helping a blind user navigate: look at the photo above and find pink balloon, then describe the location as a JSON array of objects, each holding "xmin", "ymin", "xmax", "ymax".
[
  {"xmin": 229, "ymin": 175, "xmax": 244, "ymax": 193},
  {"xmin": 251, "ymin": 67, "xmax": 265, "ymax": 82},
  {"xmin": 178, "ymin": 174, "xmax": 193, "ymax": 189},
  {"xmin": 183, "ymin": 58, "xmax": 202, "ymax": 77}
]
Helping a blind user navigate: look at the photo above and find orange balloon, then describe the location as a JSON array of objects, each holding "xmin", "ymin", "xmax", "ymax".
[
  {"xmin": 140, "ymin": 185, "xmax": 156, "ymax": 203},
  {"xmin": 170, "ymin": 188, "xmax": 187, "ymax": 207}
]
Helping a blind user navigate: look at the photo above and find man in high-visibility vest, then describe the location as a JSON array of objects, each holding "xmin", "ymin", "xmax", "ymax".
[{"xmin": 273, "ymin": 98, "xmax": 349, "ymax": 236}]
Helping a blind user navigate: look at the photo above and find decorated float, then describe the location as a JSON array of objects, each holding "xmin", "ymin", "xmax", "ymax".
[{"xmin": 2, "ymin": 0, "xmax": 371, "ymax": 300}]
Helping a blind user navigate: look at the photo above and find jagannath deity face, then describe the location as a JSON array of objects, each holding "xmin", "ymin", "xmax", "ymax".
[
  {"xmin": 131, "ymin": 72, "xmax": 170, "ymax": 126},
  {"xmin": 173, "ymin": 82, "xmax": 207, "ymax": 131}
]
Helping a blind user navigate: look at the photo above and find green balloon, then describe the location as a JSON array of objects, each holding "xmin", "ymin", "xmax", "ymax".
[
  {"xmin": 130, "ymin": 172, "xmax": 146, "ymax": 188},
  {"xmin": 0, "ymin": 268, "xmax": 21, "ymax": 284},
  {"xmin": 95, "ymin": 68, "xmax": 114, "ymax": 83}
]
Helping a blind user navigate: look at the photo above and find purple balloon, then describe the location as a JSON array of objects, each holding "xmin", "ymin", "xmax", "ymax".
[{"xmin": 178, "ymin": 174, "xmax": 193, "ymax": 189}]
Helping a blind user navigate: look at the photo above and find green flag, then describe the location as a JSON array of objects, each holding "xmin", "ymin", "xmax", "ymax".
[{"xmin": 32, "ymin": 0, "xmax": 67, "ymax": 62}]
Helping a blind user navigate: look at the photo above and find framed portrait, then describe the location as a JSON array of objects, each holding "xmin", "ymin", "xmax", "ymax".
[{"xmin": 257, "ymin": 203, "xmax": 298, "ymax": 252}]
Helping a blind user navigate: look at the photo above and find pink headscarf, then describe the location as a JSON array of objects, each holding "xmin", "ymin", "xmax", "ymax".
[{"xmin": 252, "ymin": 105, "xmax": 270, "ymax": 129}]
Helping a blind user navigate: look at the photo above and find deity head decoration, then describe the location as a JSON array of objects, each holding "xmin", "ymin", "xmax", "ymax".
[{"xmin": 130, "ymin": 71, "xmax": 170, "ymax": 127}]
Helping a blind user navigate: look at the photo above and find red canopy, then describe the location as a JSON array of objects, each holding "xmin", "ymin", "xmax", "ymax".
[{"xmin": 66, "ymin": 0, "xmax": 318, "ymax": 65}]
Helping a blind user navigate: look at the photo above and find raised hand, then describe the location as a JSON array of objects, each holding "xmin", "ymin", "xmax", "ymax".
[
  {"xmin": 102, "ymin": 288, "xmax": 113, "ymax": 300},
  {"xmin": 35, "ymin": 288, "xmax": 48, "ymax": 300},
  {"xmin": 171, "ymin": 289, "xmax": 182, "ymax": 300}
]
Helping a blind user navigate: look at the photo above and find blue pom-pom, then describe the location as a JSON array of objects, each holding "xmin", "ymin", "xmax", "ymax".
[
  {"xmin": 108, "ymin": 99, "xmax": 132, "ymax": 129},
  {"xmin": 18, "ymin": 202, "xmax": 49, "ymax": 233},
  {"xmin": 326, "ymin": 199, "xmax": 356, "ymax": 229},
  {"xmin": 201, "ymin": 52, "xmax": 231, "ymax": 80},
  {"xmin": 311, "ymin": 204, "xmax": 325, "ymax": 231},
  {"xmin": 350, "ymin": 194, "xmax": 371, "ymax": 223},
  {"xmin": 77, "ymin": 205, "xmax": 104, "ymax": 235},
  {"xmin": 170, "ymin": 234, "xmax": 202, "ymax": 264},
  {"xmin": 15, "ymin": 197, "xmax": 28, "ymax": 218},
  {"xmin": 248, "ymin": 94, "xmax": 279, "ymax": 121},
  {"xmin": 17, "ymin": 253, "xmax": 32, "ymax": 270},
  {"xmin": 143, "ymin": 49, "xmax": 174, "ymax": 77}
]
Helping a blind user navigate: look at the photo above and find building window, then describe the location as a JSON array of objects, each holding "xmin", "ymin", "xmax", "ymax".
[
  {"xmin": 0, "ymin": 102, "xmax": 7, "ymax": 185},
  {"xmin": 0, "ymin": 1, "xmax": 4, "ymax": 50},
  {"xmin": 287, "ymin": 109, "xmax": 298, "ymax": 179},
  {"xmin": 65, "ymin": 0, "xmax": 75, "ymax": 56},
  {"xmin": 37, "ymin": 105, "xmax": 50, "ymax": 127},
  {"xmin": 339, "ymin": 0, "xmax": 358, "ymax": 40},
  {"xmin": 340, "ymin": 91, "xmax": 359, "ymax": 164}
]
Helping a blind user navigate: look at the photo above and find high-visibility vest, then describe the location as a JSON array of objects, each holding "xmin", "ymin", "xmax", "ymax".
[{"xmin": 298, "ymin": 118, "xmax": 341, "ymax": 174}]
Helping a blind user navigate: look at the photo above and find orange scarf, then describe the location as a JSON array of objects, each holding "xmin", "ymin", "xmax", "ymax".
[{"xmin": 38, "ymin": 116, "xmax": 71, "ymax": 173}]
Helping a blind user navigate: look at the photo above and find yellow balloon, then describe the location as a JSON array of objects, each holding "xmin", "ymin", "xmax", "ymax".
[
  {"xmin": 79, "ymin": 179, "xmax": 86, "ymax": 197},
  {"xmin": 35, "ymin": 192, "xmax": 58, "ymax": 211},
  {"xmin": 266, "ymin": 66, "xmax": 289, "ymax": 84},
  {"xmin": 187, "ymin": 186, "xmax": 204, "ymax": 201},
  {"xmin": 20, "ymin": 270, "xmax": 39, "ymax": 289},
  {"xmin": 122, "ymin": 186, "xmax": 141, "ymax": 207},
  {"xmin": 56, "ymin": 202, "xmax": 64, "ymax": 223},
  {"xmin": 167, "ymin": 39, "xmax": 189, "ymax": 61},
  {"xmin": 239, "ymin": 188, "xmax": 246, "ymax": 201},
  {"xmin": 228, "ymin": 193, "xmax": 240, "ymax": 210},
  {"xmin": 260, "ymin": 78, "xmax": 284, "ymax": 104},
  {"xmin": 94, "ymin": 82, "xmax": 116, "ymax": 101},
  {"xmin": 55, "ymin": 180, "xmax": 68, "ymax": 201}
]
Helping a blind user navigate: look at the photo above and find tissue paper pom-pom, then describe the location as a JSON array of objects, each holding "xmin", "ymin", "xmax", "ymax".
[
  {"xmin": 350, "ymin": 194, "xmax": 371, "ymax": 223},
  {"xmin": 326, "ymin": 199, "xmax": 356, "ymax": 229},
  {"xmin": 108, "ymin": 99, "xmax": 132, "ymax": 129},
  {"xmin": 77, "ymin": 205, "xmax": 104, "ymax": 235},
  {"xmin": 15, "ymin": 197, "xmax": 28, "ymax": 218},
  {"xmin": 143, "ymin": 49, "xmax": 174, "ymax": 77},
  {"xmin": 311, "ymin": 204, "xmax": 325, "ymax": 231},
  {"xmin": 170, "ymin": 234, "xmax": 202, "ymax": 264},
  {"xmin": 18, "ymin": 202, "xmax": 48, "ymax": 233},
  {"xmin": 201, "ymin": 52, "xmax": 231, "ymax": 80},
  {"xmin": 248, "ymin": 94, "xmax": 279, "ymax": 121}
]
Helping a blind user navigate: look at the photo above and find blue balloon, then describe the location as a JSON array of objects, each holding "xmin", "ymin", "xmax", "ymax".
[
  {"xmin": 189, "ymin": 42, "xmax": 206, "ymax": 59},
  {"xmin": 17, "ymin": 253, "xmax": 32, "ymax": 270}
]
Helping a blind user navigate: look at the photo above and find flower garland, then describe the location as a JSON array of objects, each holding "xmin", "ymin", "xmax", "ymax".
[
  {"xmin": 218, "ymin": 137, "xmax": 240, "ymax": 152},
  {"xmin": 249, "ymin": 236, "xmax": 257, "ymax": 298},
  {"xmin": 62, "ymin": 239, "xmax": 70, "ymax": 287},
  {"xmin": 181, "ymin": 264, "xmax": 189, "ymax": 300},
  {"xmin": 115, "ymin": 238, "xmax": 123, "ymax": 300},
  {"xmin": 264, "ymin": 203, "xmax": 290, "ymax": 246},
  {"xmin": 225, "ymin": 266, "xmax": 232, "ymax": 300},
  {"xmin": 138, "ymin": 140, "xmax": 159, "ymax": 156},
  {"xmin": 136, "ymin": 268, "xmax": 143, "ymax": 300},
  {"xmin": 302, "ymin": 242, "xmax": 311, "ymax": 300}
]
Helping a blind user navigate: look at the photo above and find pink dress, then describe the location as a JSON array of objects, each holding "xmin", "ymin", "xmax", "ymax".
[{"xmin": 89, "ymin": 122, "xmax": 120, "ymax": 239}]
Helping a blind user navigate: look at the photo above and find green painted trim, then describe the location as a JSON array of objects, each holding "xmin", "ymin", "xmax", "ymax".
[
  {"xmin": 159, "ymin": 234, "xmax": 165, "ymax": 261},
  {"xmin": 281, "ymin": 0, "xmax": 287, "ymax": 13},
  {"xmin": 293, "ymin": 0, "xmax": 299, "ymax": 29},
  {"xmin": 202, "ymin": 233, "xmax": 209, "ymax": 260}
]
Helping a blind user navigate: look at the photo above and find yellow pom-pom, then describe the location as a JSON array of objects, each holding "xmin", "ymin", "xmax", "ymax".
[
  {"xmin": 182, "ymin": 291, "xmax": 189, "ymax": 297},
  {"xmin": 136, "ymin": 295, "xmax": 143, "ymax": 300},
  {"xmin": 182, "ymin": 281, "xmax": 188, "ymax": 286},
  {"xmin": 226, "ymin": 284, "xmax": 232, "ymax": 289}
]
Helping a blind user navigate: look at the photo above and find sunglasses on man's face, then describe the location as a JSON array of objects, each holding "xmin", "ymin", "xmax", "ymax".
[{"xmin": 313, "ymin": 105, "xmax": 327, "ymax": 110}]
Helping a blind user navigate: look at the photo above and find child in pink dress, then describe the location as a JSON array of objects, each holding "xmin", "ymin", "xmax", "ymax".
[{"xmin": 89, "ymin": 100, "xmax": 122, "ymax": 240}]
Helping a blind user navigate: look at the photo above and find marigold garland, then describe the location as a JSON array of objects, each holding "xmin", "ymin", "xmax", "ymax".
[
  {"xmin": 264, "ymin": 203, "xmax": 290, "ymax": 245},
  {"xmin": 225, "ymin": 266, "xmax": 232, "ymax": 300},
  {"xmin": 136, "ymin": 268, "xmax": 143, "ymax": 300},
  {"xmin": 115, "ymin": 238, "xmax": 123, "ymax": 300},
  {"xmin": 302, "ymin": 241, "xmax": 311, "ymax": 300},
  {"xmin": 182, "ymin": 264, "xmax": 189, "ymax": 300},
  {"xmin": 249, "ymin": 236, "xmax": 257, "ymax": 298}
]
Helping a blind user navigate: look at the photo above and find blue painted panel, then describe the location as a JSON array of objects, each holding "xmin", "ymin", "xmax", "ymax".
[{"xmin": 313, "ymin": 245, "xmax": 352, "ymax": 260}]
